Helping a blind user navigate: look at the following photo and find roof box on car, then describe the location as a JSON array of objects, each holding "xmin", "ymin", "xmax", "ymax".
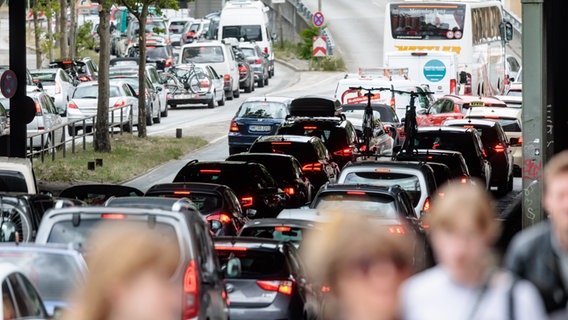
[{"xmin": 289, "ymin": 96, "xmax": 342, "ymax": 117}]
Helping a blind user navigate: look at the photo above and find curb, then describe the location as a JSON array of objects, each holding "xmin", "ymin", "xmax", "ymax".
[{"xmin": 275, "ymin": 58, "xmax": 309, "ymax": 72}]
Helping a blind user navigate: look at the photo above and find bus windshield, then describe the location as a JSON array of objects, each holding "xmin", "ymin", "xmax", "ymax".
[{"xmin": 390, "ymin": 3, "xmax": 466, "ymax": 40}]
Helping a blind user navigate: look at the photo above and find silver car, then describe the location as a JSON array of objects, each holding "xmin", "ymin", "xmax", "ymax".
[
  {"xmin": 27, "ymin": 91, "xmax": 64, "ymax": 149},
  {"xmin": 238, "ymin": 42, "xmax": 270, "ymax": 88},
  {"xmin": 66, "ymin": 80, "xmax": 138, "ymax": 135},
  {"xmin": 30, "ymin": 68, "xmax": 76, "ymax": 116}
]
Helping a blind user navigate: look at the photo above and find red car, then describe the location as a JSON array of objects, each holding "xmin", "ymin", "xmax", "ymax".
[{"xmin": 417, "ymin": 95, "xmax": 507, "ymax": 127}]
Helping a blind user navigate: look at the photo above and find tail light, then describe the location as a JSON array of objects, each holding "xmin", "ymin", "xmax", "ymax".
[
  {"xmin": 450, "ymin": 79, "xmax": 457, "ymax": 94},
  {"xmin": 183, "ymin": 260, "xmax": 199, "ymax": 319},
  {"xmin": 321, "ymin": 286, "xmax": 331, "ymax": 293},
  {"xmin": 239, "ymin": 65, "xmax": 247, "ymax": 73},
  {"xmin": 186, "ymin": 31, "xmax": 195, "ymax": 38},
  {"xmin": 128, "ymin": 40, "xmax": 132, "ymax": 45},
  {"xmin": 229, "ymin": 120, "xmax": 239, "ymax": 132},
  {"xmin": 200, "ymin": 78, "xmax": 210, "ymax": 88},
  {"xmin": 165, "ymin": 58, "xmax": 173, "ymax": 67},
  {"xmin": 102, "ymin": 213, "xmax": 126, "ymax": 219},
  {"xmin": 481, "ymin": 149, "xmax": 488, "ymax": 158},
  {"xmin": 240, "ymin": 196, "xmax": 253, "ymax": 207},
  {"xmin": 463, "ymin": 73, "xmax": 472, "ymax": 95},
  {"xmin": 504, "ymin": 74, "xmax": 510, "ymax": 86},
  {"xmin": 224, "ymin": 74, "xmax": 231, "ymax": 85},
  {"xmin": 333, "ymin": 148, "xmax": 353, "ymax": 157},
  {"xmin": 206, "ymin": 213, "xmax": 232, "ymax": 224},
  {"xmin": 256, "ymin": 280, "xmax": 294, "ymax": 295},
  {"xmin": 388, "ymin": 225, "xmax": 406, "ymax": 235},
  {"xmin": 390, "ymin": 96, "xmax": 396, "ymax": 108},
  {"xmin": 79, "ymin": 75, "xmax": 90, "ymax": 82},
  {"xmin": 423, "ymin": 197, "xmax": 431, "ymax": 212},
  {"xmin": 35, "ymin": 102, "xmax": 42, "ymax": 115},
  {"xmin": 68, "ymin": 101, "xmax": 78, "ymax": 109},
  {"xmin": 302, "ymin": 163, "xmax": 322, "ymax": 172},
  {"xmin": 264, "ymin": 47, "xmax": 269, "ymax": 54},
  {"xmin": 283, "ymin": 187, "xmax": 295, "ymax": 195},
  {"xmin": 517, "ymin": 137, "xmax": 523, "ymax": 145},
  {"xmin": 55, "ymin": 82, "xmax": 61, "ymax": 94},
  {"xmin": 114, "ymin": 99, "xmax": 126, "ymax": 107},
  {"xmin": 255, "ymin": 59, "xmax": 262, "ymax": 64},
  {"xmin": 494, "ymin": 144, "xmax": 506, "ymax": 152},
  {"xmin": 460, "ymin": 177, "xmax": 468, "ymax": 184}
]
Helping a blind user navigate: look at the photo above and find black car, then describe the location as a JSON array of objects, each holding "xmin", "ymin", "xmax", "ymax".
[
  {"xmin": 309, "ymin": 183, "xmax": 433, "ymax": 270},
  {"xmin": 228, "ymin": 96, "xmax": 293, "ymax": 155},
  {"xmin": 341, "ymin": 103, "xmax": 404, "ymax": 146},
  {"xmin": 173, "ymin": 160, "xmax": 287, "ymax": 218},
  {"xmin": 248, "ymin": 135, "xmax": 340, "ymax": 192},
  {"xmin": 214, "ymin": 236, "xmax": 318, "ymax": 320},
  {"xmin": 444, "ymin": 118, "xmax": 514, "ymax": 194},
  {"xmin": 58, "ymin": 184, "xmax": 144, "ymax": 205},
  {"xmin": 226, "ymin": 153, "xmax": 315, "ymax": 208},
  {"xmin": 289, "ymin": 96, "xmax": 343, "ymax": 117},
  {"xmin": 48, "ymin": 59, "xmax": 97, "ymax": 82},
  {"xmin": 145, "ymin": 43, "xmax": 176, "ymax": 70},
  {"xmin": 395, "ymin": 148, "xmax": 471, "ymax": 182},
  {"xmin": 144, "ymin": 182, "xmax": 249, "ymax": 236},
  {"xmin": 407, "ymin": 126, "xmax": 492, "ymax": 189},
  {"xmin": 238, "ymin": 218, "xmax": 319, "ymax": 248},
  {"xmin": 276, "ymin": 116, "xmax": 360, "ymax": 169},
  {"xmin": 232, "ymin": 45, "xmax": 256, "ymax": 93}
]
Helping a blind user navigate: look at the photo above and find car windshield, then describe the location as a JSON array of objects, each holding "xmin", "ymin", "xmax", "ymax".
[
  {"xmin": 0, "ymin": 251, "xmax": 83, "ymax": 302},
  {"xmin": 315, "ymin": 192, "xmax": 399, "ymax": 219},
  {"xmin": 30, "ymin": 71, "xmax": 56, "ymax": 83},
  {"xmin": 169, "ymin": 21, "xmax": 187, "ymax": 34},
  {"xmin": 133, "ymin": 20, "xmax": 167, "ymax": 34},
  {"xmin": 342, "ymin": 172, "xmax": 422, "ymax": 207},
  {"xmin": 0, "ymin": 171, "xmax": 28, "ymax": 193},
  {"xmin": 222, "ymin": 25, "xmax": 262, "ymax": 42},
  {"xmin": 147, "ymin": 46, "xmax": 170, "ymax": 59},
  {"xmin": 216, "ymin": 249, "xmax": 288, "ymax": 279},
  {"xmin": 181, "ymin": 46, "xmax": 224, "ymax": 64},
  {"xmin": 236, "ymin": 102, "xmax": 287, "ymax": 119},
  {"xmin": 239, "ymin": 226, "xmax": 306, "ymax": 247},
  {"xmin": 240, "ymin": 48, "xmax": 256, "ymax": 57},
  {"xmin": 343, "ymin": 109, "xmax": 382, "ymax": 121},
  {"xmin": 249, "ymin": 142, "xmax": 320, "ymax": 164},
  {"xmin": 184, "ymin": 193, "xmax": 221, "ymax": 215},
  {"xmin": 413, "ymin": 132, "xmax": 478, "ymax": 160},
  {"xmin": 73, "ymin": 85, "xmax": 99, "ymax": 99}
]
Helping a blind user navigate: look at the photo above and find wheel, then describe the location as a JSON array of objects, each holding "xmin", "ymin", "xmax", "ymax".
[
  {"xmin": 257, "ymin": 78, "xmax": 265, "ymax": 88},
  {"xmin": 68, "ymin": 126, "xmax": 78, "ymax": 136},
  {"xmin": 146, "ymin": 107, "xmax": 154, "ymax": 126},
  {"xmin": 264, "ymin": 76, "xmax": 269, "ymax": 86},
  {"xmin": 218, "ymin": 91, "xmax": 225, "ymax": 106},
  {"xmin": 507, "ymin": 174, "xmax": 514, "ymax": 191},
  {"xmin": 207, "ymin": 94, "xmax": 218, "ymax": 108},
  {"xmin": 226, "ymin": 90, "xmax": 234, "ymax": 101},
  {"xmin": 251, "ymin": 81, "xmax": 255, "ymax": 92},
  {"xmin": 154, "ymin": 107, "xmax": 161, "ymax": 124},
  {"xmin": 244, "ymin": 80, "xmax": 252, "ymax": 93},
  {"xmin": 160, "ymin": 103, "xmax": 168, "ymax": 117},
  {"xmin": 497, "ymin": 175, "xmax": 511, "ymax": 195},
  {"xmin": 122, "ymin": 121, "xmax": 132, "ymax": 133},
  {"xmin": 233, "ymin": 88, "xmax": 240, "ymax": 98}
]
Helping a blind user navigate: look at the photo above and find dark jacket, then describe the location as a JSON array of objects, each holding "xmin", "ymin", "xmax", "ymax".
[{"xmin": 504, "ymin": 219, "xmax": 568, "ymax": 314}]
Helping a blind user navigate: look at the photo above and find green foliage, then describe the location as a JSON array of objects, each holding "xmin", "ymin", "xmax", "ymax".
[
  {"xmin": 76, "ymin": 21, "xmax": 97, "ymax": 52},
  {"xmin": 310, "ymin": 56, "xmax": 346, "ymax": 72},
  {"xmin": 298, "ymin": 26, "xmax": 320, "ymax": 60},
  {"xmin": 118, "ymin": 0, "xmax": 179, "ymax": 18}
]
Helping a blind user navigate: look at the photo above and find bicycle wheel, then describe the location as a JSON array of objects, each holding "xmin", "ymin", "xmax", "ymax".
[
  {"xmin": 187, "ymin": 74, "xmax": 203, "ymax": 94},
  {"xmin": 1, "ymin": 207, "xmax": 32, "ymax": 242}
]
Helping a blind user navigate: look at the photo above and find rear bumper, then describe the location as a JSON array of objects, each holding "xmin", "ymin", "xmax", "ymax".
[
  {"xmin": 229, "ymin": 304, "xmax": 292, "ymax": 320},
  {"xmin": 228, "ymin": 134, "xmax": 262, "ymax": 148},
  {"xmin": 168, "ymin": 92, "xmax": 214, "ymax": 105}
]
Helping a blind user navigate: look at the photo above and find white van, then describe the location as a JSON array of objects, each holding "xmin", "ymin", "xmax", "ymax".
[
  {"xmin": 334, "ymin": 68, "xmax": 434, "ymax": 119},
  {"xmin": 384, "ymin": 51, "xmax": 459, "ymax": 99},
  {"xmin": 178, "ymin": 40, "xmax": 241, "ymax": 100},
  {"xmin": 217, "ymin": 0, "xmax": 275, "ymax": 77}
]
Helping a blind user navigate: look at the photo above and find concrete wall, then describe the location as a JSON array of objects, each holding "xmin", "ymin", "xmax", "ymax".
[{"xmin": 505, "ymin": 0, "xmax": 522, "ymax": 17}]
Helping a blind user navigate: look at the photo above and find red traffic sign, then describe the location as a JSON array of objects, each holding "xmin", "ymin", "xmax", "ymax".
[
  {"xmin": 313, "ymin": 36, "xmax": 327, "ymax": 57},
  {"xmin": 313, "ymin": 11, "xmax": 325, "ymax": 27},
  {"xmin": 1, "ymin": 70, "xmax": 17, "ymax": 99}
]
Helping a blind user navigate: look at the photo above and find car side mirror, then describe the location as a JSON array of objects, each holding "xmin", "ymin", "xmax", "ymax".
[
  {"xmin": 459, "ymin": 71, "xmax": 468, "ymax": 84},
  {"xmin": 509, "ymin": 77, "xmax": 515, "ymax": 83},
  {"xmin": 246, "ymin": 209, "xmax": 257, "ymax": 218},
  {"xmin": 416, "ymin": 108, "xmax": 428, "ymax": 115},
  {"xmin": 271, "ymin": 33, "xmax": 278, "ymax": 41},
  {"xmin": 225, "ymin": 257, "xmax": 242, "ymax": 278}
]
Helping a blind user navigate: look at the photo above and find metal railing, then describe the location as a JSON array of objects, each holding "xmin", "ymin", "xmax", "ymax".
[
  {"xmin": 26, "ymin": 105, "xmax": 133, "ymax": 163},
  {"xmin": 504, "ymin": 8, "xmax": 522, "ymax": 34}
]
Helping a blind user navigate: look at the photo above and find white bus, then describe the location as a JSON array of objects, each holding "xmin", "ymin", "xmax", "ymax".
[{"xmin": 383, "ymin": 0, "xmax": 512, "ymax": 96}]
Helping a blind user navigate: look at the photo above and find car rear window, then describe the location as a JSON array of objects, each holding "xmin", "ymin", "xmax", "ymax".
[
  {"xmin": 185, "ymin": 192, "xmax": 221, "ymax": 215},
  {"xmin": 449, "ymin": 124, "xmax": 499, "ymax": 147},
  {"xmin": 468, "ymin": 117, "xmax": 521, "ymax": 133},
  {"xmin": 174, "ymin": 166, "xmax": 277, "ymax": 190},
  {"xmin": 226, "ymin": 156, "xmax": 296, "ymax": 181},
  {"xmin": 240, "ymin": 48, "xmax": 256, "ymax": 57},
  {"xmin": 181, "ymin": 46, "xmax": 224, "ymax": 64},
  {"xmin": 314, "ymin": 192, "xmax": 398, "ymax": 219},
  {"xmin": 239, "ymin": 226, "xmax": 305, "ymax": 244},
  {"xmin": 249, "ymin": 142, "xmax": 319, "ymax": 164},
  {"xmin": 222, "ymin": 25, "xmax": 262, "ymax": 42},
  {"xmin": 147, "ymin": 46, "xmax": 170, "ymax": 59},
  {"xmin": 31, "ymin": 72, "xmax": 56, "ymax": 83},
  {"xmin": 277, "ymin": 126, "xmax": 348, "ymax": 151},
  {"xmin": 413, "ymin": 132, "xmax": 478, "ymax": 159},
  {"xmin": 168, "ymin": 21, "xmax": 186, "ymax": 33},
  {"xmin": 236, "ymin": 101, "xmax": 288, "ymax": 119},
  {"xmin": 46, "ymin": 219, "xmax": 179, "ymax": 254},
  {"xmin": 73, "ymin": 86, "xmax": 99, "ymax": 99},
  {"xmin": 216, "ymin": 249, "xmax": 288, "ymax": 279},
  {"xmin": 342, "ymin": 172, "xmax": 422, "ymax": 207},
  {"xmin": 0, "ymin": 252, "xmax": 82, "ymax": 302},
  {"xmin": 0, "ymin": 170, "xmax": 28, "ymax": 193}
]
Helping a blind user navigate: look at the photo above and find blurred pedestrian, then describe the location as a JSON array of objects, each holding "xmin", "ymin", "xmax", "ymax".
[
  {"xmin": 505, "ymin": 150, "xmax": 568, "ymax": 318},
  {"xmin": 301, "ymin": 210, "xmax": 415, "ymax": 320},
  {"xmin": 61, "ymin": 221, "xmax": 181, "ymax": 320},
  {"xmin": 401, "ymin": 181, "xmax": 547, "ymax": 320}
]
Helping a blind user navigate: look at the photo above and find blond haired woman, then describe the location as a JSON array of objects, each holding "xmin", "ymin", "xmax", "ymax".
[
  {"xmin": 301, "ymin": 210, "xmax": 415, "ymax": 320},
  {"xmin": 62, "ymin": 222, "xmax": 181, "ymax": 320},
  {"xmin": 401, "ymin": 182, "xmax": 547, "ymax": 320}
]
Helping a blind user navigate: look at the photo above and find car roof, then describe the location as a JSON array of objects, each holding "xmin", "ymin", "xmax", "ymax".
[
  {"xmin": 213, "ymin": 236, "xmax": 285, "ymax": 251},
  {"xmin": 76, "ymin": 80, "xmax": 99, "ymax": 87},
  {"xmin": 343, "ymin": 160, "xmax": 433, "ymax": 171},
  {"xmin": 254, "ymin": 134, "xmax": 319, "ymax": 144},
  {"xmin": 0, "ymin": 242, "xmax": 83, "ymax": 255},
  {"xmin": 0, "ymin": 263, "xmax": 20, "ymax": 278},
  {"xmin": 242, "ymin": 218, "xmax": 319, "ymax": 230},
  {"xmin": 41, "ymin": 206, "xmax": 193, "ymax": 221},
  {"xmin": 0, "ymin": 156, "xmax": 33, "ymax": 168},
  {"xmin": 417, "ymin": 126, "xmax": 474, "ymax": 134},
  {"xmin": 227, "ymin": 152, "xmax": 296, "ymax": 161},
  {"xmin": 146, "ymin": 182, "xmax": 231, "ymax": 193},
  {"xmin": 442, "ymin": 95, "xmax": 508, "ymax": 106},
  {"xmin": 30, "ymin": 68, "xmax": 58, "ymax": 73},
  {"xmin": 444, "ymin": 118, "xmax": 499, "ymax": 127},
  {"xmin": 242, "ymin": 96, "xmax": 293, "ymax": 104},
  {"xmin": 466, "ymin": 107, "xmax": 522, "ymax": 119},
  {"xmin": 104, "ymin": 196, "xmax": 199, "ymax": 212}
]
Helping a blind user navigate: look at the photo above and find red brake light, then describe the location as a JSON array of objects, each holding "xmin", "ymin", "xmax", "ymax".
[
  {"xmin": 390, "ymin": 97, "xmax": 396, "ymax": 108},
  {"xmin": 215, "ymin": 246, "xmax": 248, "ymax": 251},
  {"xmin": 301, "ymin": 163, "xmax": 322, "ymax": 172},
  {"xmin": 173, "ymin": 191, "xmax": 191, "ymax": 195},
  {"xmin": 239, "ymin": 65, "xmax": 247, "ymax": 73},
  {"xmin": 241, "ymin": 196, "xmax": 254, "ymax": 207},
  {"xmin": 460, "ymin": 177, "xmax": 468, "ymax": 184},
  {"xmin": 224, "ymin": 74, "xmax": 231, "ymax": 80},
  {"xmin": 271, "ymin": 141, "xmax": 292, "ymax": 145},
  {"xmin": 494, "ymin": 144, "xmax": 506, "ymax": 152},
  {"xmin": 206, "ymin": 213, "xmax": 232, "ymax": 224},
  {"xmin": 200, "ymin": 79, "xmax": 210, "ymax": 88},
  {"xmin": 303, "ymin": 126, "xmax": 318, "ymax": 130},
  {"xmin": 35, "ymin": 102, "xmax": 41, "ymax": 114},
  {"xmin": 333, "ymin": 148, "xmax": 353, "ymax": 157},
  {"xmin": 255, "ymin": 59, "xmax": 262, "ymax": 64},
  {"xmin": 423, "ymin": 197, "xmax": 431, "ymax": 212},
  {"xmin": 275, "ymin": 226, "xmax": 291, "ymax": 232},
  {"xmin": 450, "ymin": 79, "xmax": 457, "ymax": 94},
  {"xmin": 256, "ymin": 280, "xmax": 294, "ymax": 295},
  {"xmin": 484, "ymin": 115, "xmax": 500, "ymax": 119},
  {"xmin": 183, "ymin": 260, "xmax": 199, "ymax": 319},
  {"xmin": 79, "ymin": 75, "xmax": 90, "ymax": 82},
  {"xmin": 114, "ymin": 99, "xmax": 126, "ymax": 107},
  {"xmin": 347, "ymin": 191, "xmax": 366, "ymax": 195},
  {"xmin": 283, "ymin": 187, "xmax": 295, "ymax": 195},
  {"xmin": 68, "ymin": 101, "xmax": 78, "ymax": 109},
  {"xmin": 101, "ymin": 213, "xmax": 126, "ymax": 219},
  {"xmin": 186, "ymin": 31, "xmax": 195, "ymax": 38},
  {"xmin": 230, "ymin": 120, "xmax": 239, "ymax": 132},
  {"xmin": 62, "ymin": 60, "xmax": 73, "ymax": 65},
  {"xmin": 389, "ymin": 225, "xmax": 406, "ymax": 235},
  {"xmin": 321, "ymin": 286, "xmax": 331, "ymax": 293},
  {"xmin": 165, "ymin": 58, "xmax": 173, "ymax": 67},
  {"xmin": 200, "ymin": 169, "xmax": 221, "ymax": 174},
  {"xmin": 517, "ymin": 137, "xmax": 523, "ymax": 145},
  {"xmin": 264, "ymin": 47, "xmax": 269, "ymax": 54}
]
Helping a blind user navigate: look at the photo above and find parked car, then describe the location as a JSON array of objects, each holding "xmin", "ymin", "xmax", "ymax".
[
  {"xmin": 416, "ymin": 94, "xmax": 507, "ymax": 127},
  {"xmin": 214, "ymin": 237, "xmax": 318, "ymax": 320},
  {"xmin": 29, "ymin": 68, "xmax": 76, "ymax": 116},
  {"xmin": 173, "ymin": 160, "xmax": 287, "ymax": 218},
  {"xmin": 409, "ymin": 126, "xmax": 492, "ymax": 189},
  {"xmin": 167, "ymin": 17, "xmax": 194, "ymax": 48},
  {"xmin": 34, "ymin": 206, "xmax": 230, "ymax": 320},
  {"xmin": 165, "ymin": 63, "xmax": 225, "ymax": 108},
  {"xmin": 226, "ymin": 153, "xmax": 315, "ymax": 208},
  {"xmin": 238, "ymin": 41, "xmax": 270, "ymax": 88},
  {"xmin": 145, "ymin": 65, "xmax": 168, "ymax": 117},
  {"xmin": 27, "ymin": 90, "xmax": 64, "ymax": 149},
  {"xmin": 336, "ymin": 160, "xmax": 438, "ymax": 218},
  {"xmin": 0, "ymin": 263, "xmax": 50, "ymax": 320},
  {"xmin": 0, "ymin": 243, "xmax": 88, "ymax": 317},
  {"xmin": 248, "ymin": 135, "xmax": 340, "ymax": 191},
  {"xmin": 181, "ymin": 19, "xmax": 210, "ymax": 45},
  {"xmin": 66, "ymin": 80, "xmax": 138, "ymax": 135},
  {"xmin": 144, "ymin": 182, "xmax": 249, "ymax": 236},
  {"xmin": 228, "ymin": 96, "xmax": 292, "ymax": 154},
  {"xmin": 178, "ymin": 40, "xmax": 240, "ymax": 100},
  {"xmin": 229, "ymin": 42, "xmax": 255, "ymax": 93},
  {"xmin": 444, "ymin": 118, "xmax": 514, "ymax": 194}
]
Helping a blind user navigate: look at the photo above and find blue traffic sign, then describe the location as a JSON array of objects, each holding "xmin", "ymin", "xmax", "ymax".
[
  {"xmin": 313, "ymin": 11, "xmax": 325, "ymax": 27},
  {"xmin": 0, "ymin": 69, "xmax": 17, "ymax": 99},
  {"xmin": 423, "ymin": 59, "xmax": 446, "ymax": 83}
]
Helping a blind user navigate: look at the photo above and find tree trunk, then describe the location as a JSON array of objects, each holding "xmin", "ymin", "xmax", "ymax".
[
  {"xmin": 53, "ymin": 0, "xmax": 60, "ymax": 51},
  {"xmin": 69, "ymin": 0, "xmax": 76, "ymax": 59},
  {"xmin": 46, "ymin": 4, "xmax": 54, "ymax": 62},
  {"xmin": 32, "ymin": 4, "xmax": 41, "ymax": 69},
  {"xmin": 94, "ymin": 4, "xmax": 112, "ymax": 152},
  {"xmin": 59, "ymin": 0, "xmax": 67, "ymax": 58},
  {"xmin": 137, "ymin": 8, "xmax": 149, "ymax": 138}
]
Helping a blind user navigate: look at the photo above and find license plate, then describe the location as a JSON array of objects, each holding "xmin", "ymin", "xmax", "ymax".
[{"xmin": 249, "ymin": 125, "xmax": 271, "ymax": 132}]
